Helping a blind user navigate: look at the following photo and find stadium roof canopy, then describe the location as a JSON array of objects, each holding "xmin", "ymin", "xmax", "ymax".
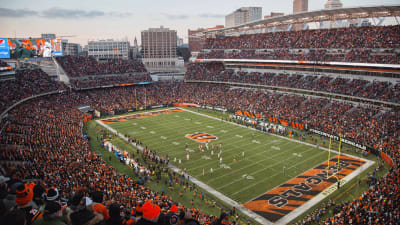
[{"xmin": 205, "ymin": 5, "xmax": 400, "ymax": 35}]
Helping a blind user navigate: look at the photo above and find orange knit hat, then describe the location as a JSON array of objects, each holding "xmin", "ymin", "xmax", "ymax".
[
  {"xmin": 142, "ymin": 201, "xmax": 161, "ymax": 221},
  {"xmin": 15, "ymin": 183, "xmax": 34, "ymax": 206},
  {"xmin": 170, "ymin": 204, "xmax": 178, "ymax": 213}
]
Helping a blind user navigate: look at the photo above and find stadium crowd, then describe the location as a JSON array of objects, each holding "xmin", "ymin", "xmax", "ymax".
[
  {"xmin": 0, "ymin": 68, "xmax": 62, "ymax": 113},
  {"xmin": 0, "ymin": 94, "xmax": 226, "ymax": 225},
  {"xmin": 185, "ymin": 62, "xmax": 400, "ymax": 103},
  {"xmin": 204, "ymin": 26, "xmax": 400, "ymax": 49},
  {"xmin": 70, "ymin": 74, "xmax": 152, "ymax": 89},
  {"xmin": 200, "ymin": 25, "xmax": 400, "ymax": 64},
  {"xmin": 0, "ymin": 56, "xmax": 399, "ymax": 225},
  {"xmin": 56, "ymin": 56, "xmax": 147, "ymax": 77},
  {"xmin": 197, "ymin": 48, "xmax": 400, "ymax": 64}
]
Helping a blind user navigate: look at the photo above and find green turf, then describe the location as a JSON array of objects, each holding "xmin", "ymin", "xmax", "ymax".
[
  {"xmin": 101, "ymin": 108, "xmax": 338, "ymax": 204},
  {"xmin": 86, "ymin": 119, "xmax": 258, "ymax": 225}
]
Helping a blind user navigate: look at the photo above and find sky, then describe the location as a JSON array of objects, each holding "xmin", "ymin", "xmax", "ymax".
[{"xmin": 0, "ymin": 0, "xmax": 398, "ymax": 46}]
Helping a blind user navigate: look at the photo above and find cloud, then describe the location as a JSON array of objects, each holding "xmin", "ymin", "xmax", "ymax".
[
  {"xmin": 41, "ymin": 8, "xmax": 105, "ymax": 18},
  {"xmin": 0, "ymin": 8, "xmax": 38, "ymax": 17},
  {"xmin": 0, "ymin": 7, "xmax": 132, "ymax": 19},
  {"xmin": 198, "ymin": 13, "xmax": 225, "ymax": 18},
  {"xmin": 163, "ymin": 13, "xmax": 190, "ymax": 20},
  {"xmin": 108, "ymin": 12, "xmax": 133, "ymax": 17}
]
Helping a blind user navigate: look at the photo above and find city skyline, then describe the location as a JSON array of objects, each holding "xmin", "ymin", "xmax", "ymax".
[{"xmin": 0, "ymin": 0, "xmax": 398, "ymax": 46}]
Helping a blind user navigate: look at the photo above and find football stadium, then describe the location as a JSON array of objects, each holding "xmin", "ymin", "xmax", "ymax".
[{"xmin": 0, "ymin": 2, "xmax": 399, "ymax": 225}]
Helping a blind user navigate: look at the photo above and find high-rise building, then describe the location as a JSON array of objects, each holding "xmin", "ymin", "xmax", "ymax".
[
  {"xmin": 177, "ymin": 37, "xmax": 184, "ymax": 47},
  {"xmin": 87, "ymin": 40, "xmax": 130, "ymax": 60},
  {"xmin": 188, "ymin": 25, "xmax": 224, "ymax": 53},
  {"xmin": 62, "ymin": 42, "xmax": 80, "ymax": 56},
  {"xmin": 324, "ymin": 0, "xmax": 344, "ymax": 28},
  {"xmin": 141, "ymin": 26, "xmax": 178, "ymax": 69},
  {"xmin": 225, "ymin": 7, "xmax": 262, "ymax": 28},
  {"xmin": 264, "ymin": 12, "xmax": 284, "ymax": 19},
  {"xmin": 325, "ymin": 0, "xmax": 343, "ymax": 9},
  {"xmin": 293, "ymin": 0, "xmax": 308, "ymax": 14},
  {"xmin": 131, "ymin": 36, "xmax": 140, "ymax": 59}
]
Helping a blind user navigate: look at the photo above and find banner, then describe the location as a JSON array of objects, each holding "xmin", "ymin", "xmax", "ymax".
[
  {"xmin": 309, "ymin": 128, "xmax": 367, "ymax": 150},
  {"xmin": 235, "ymin": 110, "xmax": 262, "ymax": 119},
  {"xmin": 266, "ymin": 116, "xmax": 305, "ymax": 130},
  {"xmin": 235, "ymin": 110, "xmax": 305, "ymax": 130},
  {"xmin": 118, "ymin": 81, "xmax": 152, "ymax": 87},
  {"xmin": 199, "ymin": 105, "xmax": 227, "ymax": 112},
  {"xmin": 381, "ymin": 152, "xmax": 394, "ymax": 168},
  {"xmin": 173, "ymin": 103, "xmax": 199, "ymax": 107},
  {"xmin": 51, "ymin": 39, "xmax": 63, "ymax": 57},
  {"xmin": 8, "ymin": 38, "xmax": 63, "ymax": 58},
  {"xmin": 0, "ymin": 38, "xmax": 10, "ymax": 58}
]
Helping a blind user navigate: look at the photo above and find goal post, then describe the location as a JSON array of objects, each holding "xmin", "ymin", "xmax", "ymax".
[{"xmin": 327, "ymin": 136, "xmax": 342, "ymax": 180}]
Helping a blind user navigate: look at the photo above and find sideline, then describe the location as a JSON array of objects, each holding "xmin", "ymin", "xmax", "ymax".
[
  {"xmin": 96, "ymin": 108, "xmax": 375, "ymax": 225},
  {"xmin": 179, "ymin": 108, "xmax": 375, "ymax": 224},
  {"xmin": 96, "ymin": 118, "xmax": 273, "ymax": 225},
  {"xmin": 181, "ymin": 107, "xmax": 370, "ymax": 162}
]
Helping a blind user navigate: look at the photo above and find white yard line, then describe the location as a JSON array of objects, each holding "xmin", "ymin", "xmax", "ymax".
[
  {"xmin": 230, "ymin": 149, "xmax": 327, "ymax": 197},
  {"xmin": 181, "ymin": 108, "xmax": 369, "ymax": 162},
  {"xmin": 96, "ymin": 117, "xmax": 274, "ymax": 225},
  {"xmin": 205, "ymin": 143, "xmax": 307, "ymax": 184},
  {"xmin": 97, "ymin": 108, "xmax": 375, "ymax": 225},
  {"xmin": 221, "ymin": 147, "xmax": 323, "ymax": 194},
  {"xmin": 276, "ymin": 160, "xmax": 375, "ymax": 225}
]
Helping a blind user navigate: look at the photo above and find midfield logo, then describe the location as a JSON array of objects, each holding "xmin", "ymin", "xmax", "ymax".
[{"xmin": 185, "ymin": 132, "xmax": 217, "ymax": 143}]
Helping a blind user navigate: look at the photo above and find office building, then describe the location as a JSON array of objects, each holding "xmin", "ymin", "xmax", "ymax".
[
  {"xmin": 62, "ymin": 42, "xmax": 80, "ymax": 56},
  {"xmin": 264, "ymin": 12, "xmax": 284, "ymax": 19},
  {"xmin": 325, "ymin": 0, "xmax": 343, "ymax": 9},
  {"xmin": 293, "ymin": 0, "xmax": 308, "ymax": 13},
  {"xmin": 141, "ymin": 26, "xmax": 178, "ymax": 68},
  {"xmin": 188, "ymin": 25, "xmax": 224, "ymax": 53},
  {"xmin": 225, "ymin": 7, "xmax": 262, "ymax": 28},
  {"xmin": 87, "ymin": 40, "xmax": 130, "ymax": 60}
]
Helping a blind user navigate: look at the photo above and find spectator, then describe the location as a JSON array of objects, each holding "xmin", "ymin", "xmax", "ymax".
[
  {"xmin": 32, "ymin": 201, "xmax": 66, "ymax": 225},
  {"xmin": 15, "ymin": 182, "xmax": 42, "ymax": 225},
  {"xmin": 0, "ymin": 207, "xmax": 27, "ymax": 225},
  {"xmin": 106, "ymin": 203, "xmax": 123, "ymax": 225},
  {"xmin": 90, "ymin": 191, "xmax": 110, "ymax": 221},
  {"xmin": 136, "ymin": 201, "xmax": 160, "ymax": 225}
]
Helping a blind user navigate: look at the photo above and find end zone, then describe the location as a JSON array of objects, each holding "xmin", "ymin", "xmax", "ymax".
[
  {"xmin": 99, "ymin": 108, "xmax": 183, "ymax": 124},
  {"xmin": 244, "ymin": 155, "xmax": 374, "ymax": 224}
]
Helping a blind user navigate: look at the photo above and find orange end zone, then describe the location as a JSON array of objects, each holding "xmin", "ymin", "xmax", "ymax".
[
  {"xmin": 100, "ymin": 108, "xmax": 184, "ymax": 124},
  {"xmin": 243, "ymin": 155, "xmax": 366, "ymax": 222}
]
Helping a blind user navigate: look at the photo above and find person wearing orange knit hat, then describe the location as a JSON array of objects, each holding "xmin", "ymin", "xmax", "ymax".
[
  {"xmin": 15, "ymin": 183, "xmax": 42, "ymax": 225},
  {"xmin": 136, "ymin": 201, "xmax": 161, "ymax": 225}
]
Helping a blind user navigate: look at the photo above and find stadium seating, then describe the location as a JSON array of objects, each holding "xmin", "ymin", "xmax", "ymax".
[
  {"xmin": 185, "ymin": 62, "xmax": 400, "ymax": 103},
  {"xmin": 200, "ymin": 25, "xmax": 400, "ymax": 64},
  {"xmin": 0, "ymin": 68, "xmax": 62, "ymax": 113},
  {"xmin": 1, "ymin": 25, "xmax": 400, "ymax": 225},
  {"xmin": 1, "ymin": 78, "xmax": 399, "ymax": 225},
  {"xmin": 57, "ymin": 56, "xmax": 147, "ymax": 77},
  {"xmin": 70, "ymin": 74, "xmax": 152, "ymax": 89},
  {"xmin": 56, "ymin": 56, "xmax": 151, "ymax": 88}
]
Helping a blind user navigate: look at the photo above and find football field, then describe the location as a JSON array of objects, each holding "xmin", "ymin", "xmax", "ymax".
[{"xmin": 100, "ymin": 108, "xmax": 338, "ymax": 204}]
